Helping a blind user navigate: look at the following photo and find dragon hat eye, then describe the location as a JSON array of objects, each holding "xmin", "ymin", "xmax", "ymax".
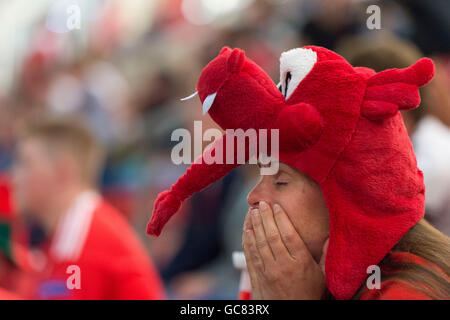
[{"xmin": 279, "ymin": 48, "xmax": 317, "ymax": 99}]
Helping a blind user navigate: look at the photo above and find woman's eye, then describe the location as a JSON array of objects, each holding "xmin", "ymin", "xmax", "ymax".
[{"xmin": 275, "ymin": 181, "xmax": 288, "ymax": 187}]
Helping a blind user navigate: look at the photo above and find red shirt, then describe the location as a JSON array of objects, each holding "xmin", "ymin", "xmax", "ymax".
[
  {"xmin": 19, "ymin": 191, "xmax": 165, "ymax": 300},
  {"xmin": 359, "ymin": 251, "xmax": 449, "ymax": 300}
]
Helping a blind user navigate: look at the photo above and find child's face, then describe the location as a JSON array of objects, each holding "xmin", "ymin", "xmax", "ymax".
[
  {"xmin": 13, "ymin": 138, "xmax": 59, "ymax": 216},
  {"xmin": 247, "ymin": 162, "xmax": 329, "ymax": 262}
]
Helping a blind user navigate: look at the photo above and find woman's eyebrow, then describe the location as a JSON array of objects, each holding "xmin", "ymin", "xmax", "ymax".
[
  {"xmin": 275, "ymin": 169, "xmax": 291, "ymax": 179},
  {"xmin": 278, "ymin": 166, "xmax": 296, "ymax": 178}
]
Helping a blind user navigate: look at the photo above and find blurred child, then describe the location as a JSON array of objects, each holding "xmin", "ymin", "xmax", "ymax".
[{"xmin": 12, "ymin": 117, "xmax": 165, "ymax": 299}]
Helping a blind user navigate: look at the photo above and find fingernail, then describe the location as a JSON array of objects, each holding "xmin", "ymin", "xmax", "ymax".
[
  {"xmin": 251, "ymin": 208, "xmax": 259, "ymax": 216},
  {"xmin": 273, "ymin": 204, "xmax": 281, "ymax": 213},
  {"xmin": 259, "ymin": 201, "xmax": 268, "ymax": 210}
]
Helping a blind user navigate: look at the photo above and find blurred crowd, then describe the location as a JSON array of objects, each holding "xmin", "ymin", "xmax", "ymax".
[{"xmin": 0, "ymin": 0, "xmax": 449, "ymax": 299}]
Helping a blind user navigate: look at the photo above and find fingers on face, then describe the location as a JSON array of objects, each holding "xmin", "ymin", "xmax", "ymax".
[
  {"xmin": 242, "ymin": 229, "xmax": 263, "ymax": 296},
  {"xmin": 243, "ymin": 209, "xmax": 263, "ymax": 273},
  {"xmin": 243, "ymin": 208, "xmax": 253, "ymax": 232},
  {"xmin": 272, "ymin": 203, "xmax": 309, "ymax": 260},
  {"xmin": 257, "ymin": 201, "xmax": 290, "ymax": 259},
  {"xmin": 243, "ymin": 202, "xmax": 313, "ymax": 269},
  {"xmin": 243, "ymin": 228, "xmax": 265, "ymax": 273},
  {"xmin": 242, "ymin": 231, "xmax": 261, "ymax": 299},
  {"xmin": 250, "ymin": 207, "xmax": 276, "ymax": 266}
]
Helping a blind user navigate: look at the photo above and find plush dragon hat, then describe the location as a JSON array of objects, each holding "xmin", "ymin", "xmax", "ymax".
[{"xmin": 147, "ymin": 45, "xmax": 434, "ymax": 299}]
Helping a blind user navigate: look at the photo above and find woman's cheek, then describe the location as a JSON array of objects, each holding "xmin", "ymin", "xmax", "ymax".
[{"xmin": 277, "ymin": 192, "xmax": 304, "ymax": 230}]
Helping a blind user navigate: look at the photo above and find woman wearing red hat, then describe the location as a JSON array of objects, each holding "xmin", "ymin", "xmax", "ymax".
[
  {"xmin": 243, "ymin": 162, "xmax": 450, "ymax": 299},
  {"xmin": 147, "ymin": 46, "xmax": 450, "ymax": 299}
]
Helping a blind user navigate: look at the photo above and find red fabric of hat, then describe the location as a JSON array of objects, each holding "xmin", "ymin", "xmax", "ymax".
[{"xmin": 146, "ymin": 46, "xmax": 434, "ymax": 299}]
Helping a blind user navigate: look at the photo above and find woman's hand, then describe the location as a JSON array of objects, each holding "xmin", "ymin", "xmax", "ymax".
[{"xmin": 242, "ymin": 201, "xmax": 328, "ymax": 300}]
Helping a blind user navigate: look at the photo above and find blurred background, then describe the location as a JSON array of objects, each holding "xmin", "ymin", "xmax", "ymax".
[{"xmin": 0, "ymin": 0, "xmax": 449, "ymax": 299}]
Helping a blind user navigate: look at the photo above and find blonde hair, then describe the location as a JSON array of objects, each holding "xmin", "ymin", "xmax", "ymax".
[{"xmin": 20, "ymin": 117, "xmax": 104, "ymax": 187}]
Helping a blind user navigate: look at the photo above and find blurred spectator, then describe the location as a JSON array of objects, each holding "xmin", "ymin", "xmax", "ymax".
[
  {"xmin": 12, "ymin": 117, "xmax": 165, "ymax": 299},
  {"xmin": 0, "ymin": 174, "xmax": 25, "ymax": 299},
  {"xmin": 300, "ymin": 0, "xmax": 363, "ymax": 49},
  {"xmin": 0, "ymin": 97, "xmax": 15, "ymax": 172},
  {"xmin": 394, "ymin": 0, "xmax": 450, "ymax": 55}
]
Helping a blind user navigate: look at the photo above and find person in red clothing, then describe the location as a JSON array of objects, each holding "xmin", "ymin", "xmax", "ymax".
[
  {"xmin": 12, "ymin": 117, "xmax": 165, "ymax": 299},
  {"xmin": 147, "ymin": 46, "xmax": 450, "ymax": 299},
  {"xmin": 0, "ymin": 174, "xmax": 22, "ymax": 300},
  {"xmin": 244, "ymin": 163, "xmax": 450, "ymax": 300}
]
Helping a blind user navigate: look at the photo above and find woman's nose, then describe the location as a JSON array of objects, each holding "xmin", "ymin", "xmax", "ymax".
[
  {"xmin": 247, "ymin": 194, "xmax": 258, "ymax": 208},
  {"xmin": 247, "ymin": 183, "xmax": 269, "ymax": 208}
]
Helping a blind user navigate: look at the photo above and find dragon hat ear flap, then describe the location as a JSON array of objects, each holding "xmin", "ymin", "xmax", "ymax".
[
  {"xmin": 147, "ymin": 132, "xmax": 255, "ymax": 236},
  {"xmin": 361, "ymin": 58, "xmax": 435, "ymax": 121}
]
